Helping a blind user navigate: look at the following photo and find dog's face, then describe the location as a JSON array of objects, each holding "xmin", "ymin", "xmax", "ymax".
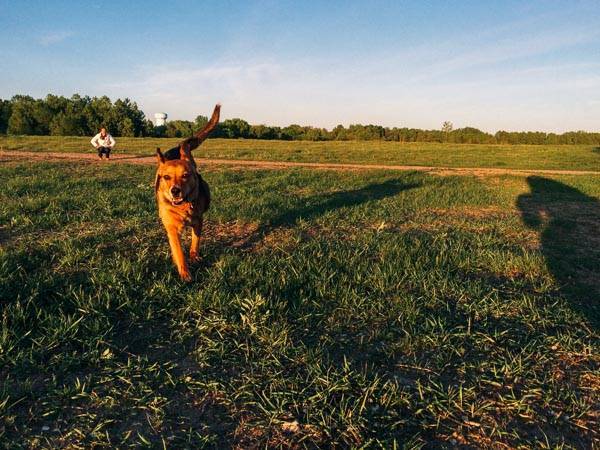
[{"xmin": 155, "ymin": 145, "xmax": 197, "ymax": 206}]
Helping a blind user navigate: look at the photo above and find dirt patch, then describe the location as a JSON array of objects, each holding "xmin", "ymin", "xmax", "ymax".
[
  {"xmin": 199, "ymin": 220, "xmax": 261, "ymax": 255},
  {"xmin": 203, "ymin": 220, "xmax": 260, "ymax": 249},
  {"xmin": 201, "ymin": 221, "xmax": 308, "ymax": 255},
  {"xmin": 3, "ymin": 150, "xmax": 600, "ymax": 177}
]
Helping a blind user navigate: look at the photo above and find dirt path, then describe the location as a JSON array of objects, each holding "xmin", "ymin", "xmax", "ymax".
[{"xmin": 1, "ymin": 150, "xmax": 599, "ymax": 176}]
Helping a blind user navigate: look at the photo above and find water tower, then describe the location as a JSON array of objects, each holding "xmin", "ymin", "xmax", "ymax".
[{"xmin": 154, "ymin": 112, "xmax": 167, "ymax": 126}]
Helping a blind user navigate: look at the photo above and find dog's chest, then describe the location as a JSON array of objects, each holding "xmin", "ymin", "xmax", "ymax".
[
  {"xmin": 177, "ymin": 203, "xmax": 198, "ymax": 226},
  {"xmin": 159, "ymin": 201, "xmax": 199, "ymax": 228},
  {"xmin": 182, "ymin": 205, "xmax": 197, "ymax": 226}
]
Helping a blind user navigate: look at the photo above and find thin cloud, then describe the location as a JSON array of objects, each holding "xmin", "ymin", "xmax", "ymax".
[
  {"xmin": 99, "ymin": 55, "xmax": 600, "ymax": 133},
  {"xmin": 104, "ymin": 62, "xmax": 283, "ymax": 118},
  {"xmin": 397, "ymin": 27, "xmax": 600, "ymax": 85},
  {"xmin": 96, "ymin": 17, "xmax": 600, "ymax": 133},
  {"xmin": 39, "ymin": 31, "xmax": 74, "ymax": 46}
]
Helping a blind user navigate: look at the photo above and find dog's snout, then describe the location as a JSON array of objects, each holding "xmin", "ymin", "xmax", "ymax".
[{"xmin": 171, "ymin": 186, "xmax": 182, "ymax": 197}]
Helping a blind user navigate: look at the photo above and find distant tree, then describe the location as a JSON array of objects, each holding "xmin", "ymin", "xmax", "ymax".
[
  {"xmin": 343, "ymin": 124, "xmax": 384, "ymax": 140},
  {"xmin": 546, "ymin": 133, "xmax": 559, "ymax": 145},
  {"xmin": 143, "ymin": 119, "xmax": 155, "ymax": 137},
  {"xmin": 250, "ymin": 124, "xmax": 278, "ymax": 139},
  {"xmin": 109, "ymin": 98, "xmax": 146, "ymax": 136},
  {"xmin": 193, "ymin": 115, "xmax": 208, "ymax": 132},
  {"xmin": 7, "ymin": 96, "xmax": 37, "ymax": 135},
  {"xmin": 450, "ymin": 126, "xmax": 495, "ymax": 144},
  {"xmin": 153, "ymin": 125, "xmax": 166, "ymax": 137},
  {"xmin": 3, "ymin": 92, "xmax": 600, "ymax": 144},
  {"xmin": 0, "ymin": 99, "xmax": 11, "ymax": 134},
  {"xmin": 85, "ymin": 96, "xmax": 113, "ymax": 133},
  {"xmin": 49, "ymin": 111, "xmax": 86, "ymax": 136},
  {"xmin": 303, "ymin": 127, "xmax": 328, "ymax": 141},
  {"xmin": 442, "ymin": 121, "xmax": 453, "ymax": 141},
  {"xmin": 331, "ymin": 124, "xmax": 348, "ymax": 140},
  {"xmin": 44, "ymin": 94, "xmax": 69, "ymax": 119},
  {"xmin": 218, "ymin": 118, "xmax": 251, "ymax": 138},
  {"xmin": 280, "ymin": 124, "xmax": 304, "ymax": 140},
  {"xmin": 54, "ymin": 96, "xmax": 89, "ymax": 135},
  {"xmin": 165, "ymin": 120, "xmax": 194, "ymax": 138},
  {"xmin": 442, "ymin": 121, "xmax": 453, "ymax": 132},
  {"xmin": 120, "ymin": 117, "xmax": 135, "ymax": 137}
]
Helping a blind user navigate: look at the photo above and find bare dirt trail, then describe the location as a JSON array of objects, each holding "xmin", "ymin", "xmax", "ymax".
[{"xmin": 1, "ymin": 150, "xmax": 599, "ymax": 176}]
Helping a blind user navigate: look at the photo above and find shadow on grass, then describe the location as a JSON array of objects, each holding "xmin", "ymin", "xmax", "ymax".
[
  {"xmin": 269, "ymin": 178, "xmax": 420, "ymax": 227},
  {"xmin": 517, "ymin": 176, "xmax": 600, "ymax": 329},
  {"xmin": 198, "ymin": 178, "xmax": 420, "ymax": 264}
]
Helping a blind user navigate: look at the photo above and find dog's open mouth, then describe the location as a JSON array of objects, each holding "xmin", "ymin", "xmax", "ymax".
[{"xmin": 171, "ymin": 197, "xmax": 185, "ymax": 206}]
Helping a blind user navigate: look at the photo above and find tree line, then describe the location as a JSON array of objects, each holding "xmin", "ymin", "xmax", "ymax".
[{"xmin": 1, "ymin": 94, "xmax": 599, "ymax": 145}]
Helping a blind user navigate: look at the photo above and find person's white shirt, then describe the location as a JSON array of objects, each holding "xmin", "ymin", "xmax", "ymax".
[{"xmin": 91, "ymin": 133, "xmax": 116, "ymax": 148}]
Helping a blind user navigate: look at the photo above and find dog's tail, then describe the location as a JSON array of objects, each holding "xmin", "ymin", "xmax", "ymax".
[{"xmin": 181, "ymin": 104, "xmax": 221, "ymax": 151}]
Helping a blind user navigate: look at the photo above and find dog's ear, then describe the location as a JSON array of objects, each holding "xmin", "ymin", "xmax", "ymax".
[
  {"xmin": 179, "ymin": 143, "xmax": 192, "ymax": 161},
  {"xmin": 154, "ymin": 172, "xmax": 161, "ymax": 192},
  {"xmin": 156, "ymin": 147, "xmax": 165, "ymax": 164}
]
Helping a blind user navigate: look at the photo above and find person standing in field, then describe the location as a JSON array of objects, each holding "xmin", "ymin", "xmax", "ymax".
[{"xmin": 91, "ymin": 127, "xmax": 116, "ymax": 160}]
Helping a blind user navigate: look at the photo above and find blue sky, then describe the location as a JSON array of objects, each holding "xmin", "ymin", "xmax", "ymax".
[{"xmin": 1, "ymin": 0, "xmax": 599, "ymax": 132}]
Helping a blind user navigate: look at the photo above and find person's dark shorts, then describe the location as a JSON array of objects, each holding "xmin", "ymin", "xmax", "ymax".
[{"xmin": 97, "ymin": 146, "xmax": 112, "ymax": 158}]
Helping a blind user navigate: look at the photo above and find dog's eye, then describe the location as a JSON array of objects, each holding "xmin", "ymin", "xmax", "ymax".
[
  {"xmin": 182, "ymin": 173, "xmax": 190, "ymax": 178},
  {"xmin": 163, "ymin": 175, "xmax": 171, "ymax": 181}
]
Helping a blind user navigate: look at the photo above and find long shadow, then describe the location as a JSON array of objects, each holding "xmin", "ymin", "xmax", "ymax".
[
  {"xmin": 517, "ymin": 176, "xmax": 600, "ymax": 329},
  {"xmin": 198, "ymin": 178, "xmax": 420, "ymax": 264},
  {"xmin": 269, "ymin": 178, "xmax": 420, "ymax": 227}
]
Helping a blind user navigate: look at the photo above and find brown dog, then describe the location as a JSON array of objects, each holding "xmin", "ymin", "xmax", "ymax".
[{"xmin": 155, "ymin": 104, "xmax": 220, "ymax": 281}]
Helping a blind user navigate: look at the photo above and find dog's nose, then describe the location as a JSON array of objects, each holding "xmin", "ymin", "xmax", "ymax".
[{"xmin": 171, "ymin": 186, "xmax": 182, "ymax": 197}]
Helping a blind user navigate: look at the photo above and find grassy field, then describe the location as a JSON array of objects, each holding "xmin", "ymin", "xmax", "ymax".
[
  {"xmin": 1, "ymin": 135, "xmax": 600, "ymax": 171},
  {"xmin": 1, "ymin": 157, "xmax": 598, "ymax": 448}
]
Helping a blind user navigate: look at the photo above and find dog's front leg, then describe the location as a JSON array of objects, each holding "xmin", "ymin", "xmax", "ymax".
[
  {"xmin": 190, "ymin": 218, "xmax": 203, "ymax": 263},
  {"xmin": 166, "ymin": 225, "xmax": 191, "ymax": 281}
]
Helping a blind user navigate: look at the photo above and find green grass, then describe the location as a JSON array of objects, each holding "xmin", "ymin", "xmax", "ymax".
[
  {"xmin": 2, "ymin": 135, "xmax": 600, "ymax": 171},
  {"xmin": 0, "ymin": 161, "xmax": 599, "ymax": 448}
]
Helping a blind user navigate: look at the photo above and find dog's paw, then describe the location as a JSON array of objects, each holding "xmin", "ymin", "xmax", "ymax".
[
  {"xmin": 189, "ymin": 252, "xmax": 201, "ymax": 263},
  {"xmin": 179, "ymin": 271, "xmax": 192, "ymax": 282}
]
